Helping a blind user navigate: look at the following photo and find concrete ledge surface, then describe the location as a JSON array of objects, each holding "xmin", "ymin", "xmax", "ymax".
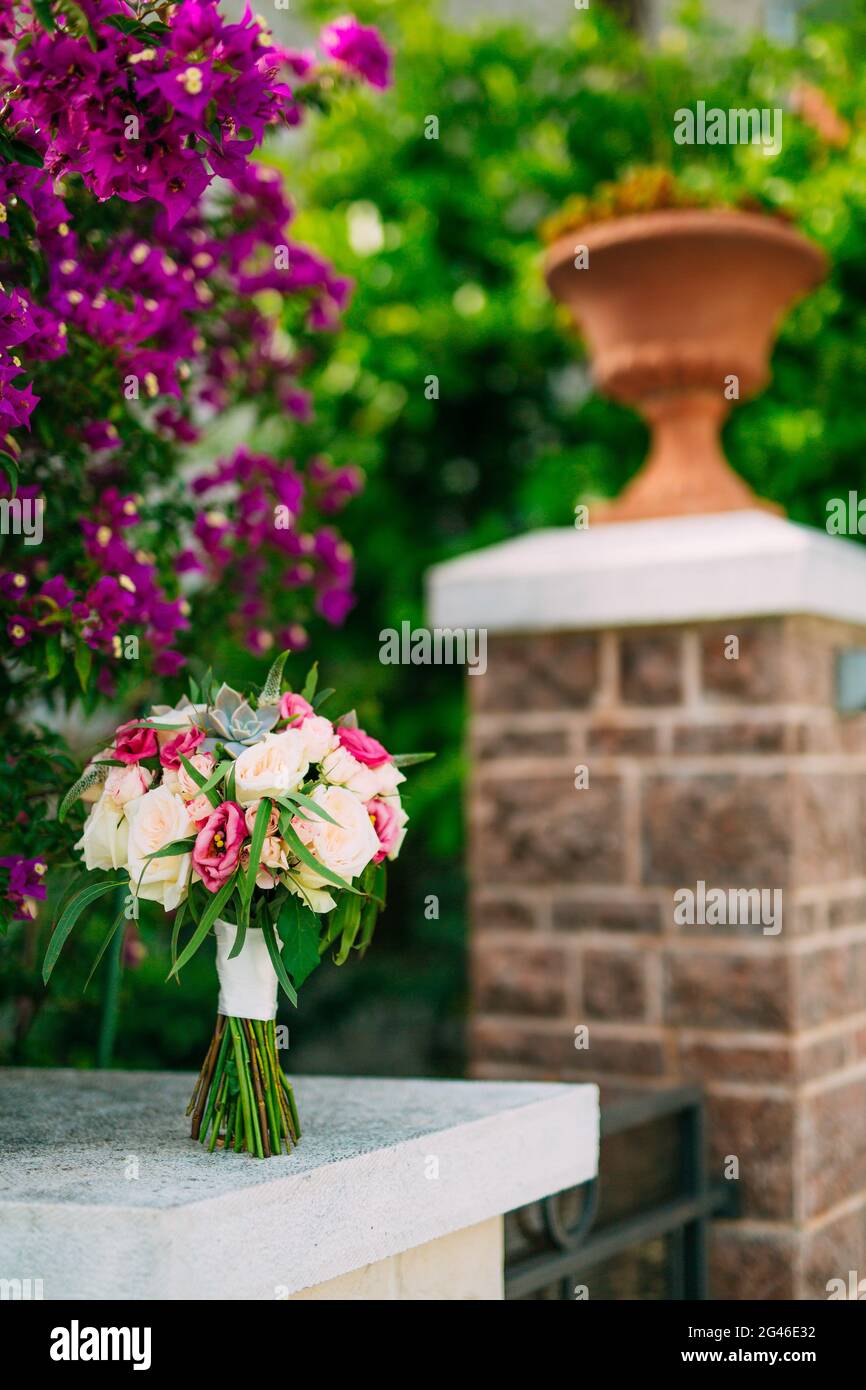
[
  {"xmin": 0, "ymin": 1069, "xmax": 599, "ymax": 1300},
  {"xmin": 427, "ymin": 510, "xmax": 866, "ymax": 632}
]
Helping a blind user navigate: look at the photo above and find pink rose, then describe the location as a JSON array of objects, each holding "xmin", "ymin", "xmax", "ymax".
[
  {"xmin": 367, "ymin": 797, "xmax": 401, "ymax": 863},
  {"xmin": 280, "ymin": 692, "xmax": 314, "ymax": 724},
  {"xmin": 244, "ymin": 799, "xmax": 281, "ymax": 836},
  {"xmin": 160, "ymin": 725, "xmax": 206, "ymax": 770},
  {"xmin": 114, "ymin": 719, "xmax": 158, "ymax": 764},
  {"xmin": 336, "ymin": 725, "xmax": 390, "ymax": 768},
  {"xmin": 192, "ymin": 800, "xmax": 247, "ymax": 893},
  {"xmin": 177, "ymin": 751, "xmax": 215, "ymax": 798},
  {"xmin": 104, "ymin": 763, "xmax": 153, "ymax": 808}
]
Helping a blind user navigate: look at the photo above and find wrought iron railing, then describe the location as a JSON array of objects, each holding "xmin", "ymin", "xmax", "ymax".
[{"xmin": 505, "ymin": 1084, "xmax": 735, "ymax": 1300}]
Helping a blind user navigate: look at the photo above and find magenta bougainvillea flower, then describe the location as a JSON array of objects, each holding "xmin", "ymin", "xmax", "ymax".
[
  {"xmin": 321, "ymin": 16, "xmax": 393, "ymax": 89},
  {"xmin": 0, "ymin": 0, "xmax": 392, "ymax": 929}
]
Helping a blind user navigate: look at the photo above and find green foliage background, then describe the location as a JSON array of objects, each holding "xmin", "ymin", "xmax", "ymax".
[{"xmin": 11, "ymin": 0, "xmax": 866, "ymax": 1075}]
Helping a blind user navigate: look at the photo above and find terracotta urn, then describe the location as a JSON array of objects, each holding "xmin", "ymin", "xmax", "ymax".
[{"xmin": 544, "ymin": 209, "xmax": 827, "ymax": 522}]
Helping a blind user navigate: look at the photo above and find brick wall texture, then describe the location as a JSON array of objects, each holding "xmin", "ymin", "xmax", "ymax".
[{"xmin": 467, "ymin": 615, "xmax": 866, "ymax": 1300}]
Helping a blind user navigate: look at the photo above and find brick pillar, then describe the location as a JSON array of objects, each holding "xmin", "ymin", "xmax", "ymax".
[{"xmin": 429, "ymin": 511, "xmax": 866, "ymax": 1300}]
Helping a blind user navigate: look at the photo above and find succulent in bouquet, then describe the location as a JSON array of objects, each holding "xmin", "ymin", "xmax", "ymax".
[{"xmin": 44, "ymin": 650, "xmax": 432, "ymax": 1157}]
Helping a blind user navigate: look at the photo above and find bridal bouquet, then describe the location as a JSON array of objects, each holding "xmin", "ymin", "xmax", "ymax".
[{"xmin": 44, "ymin": 652, "xmax": 430, "ymax": 1157}]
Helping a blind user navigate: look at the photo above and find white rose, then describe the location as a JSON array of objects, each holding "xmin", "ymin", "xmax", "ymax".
[
  {"xmin": 125, "ymin": 786, "xmax": 195, "ymax": 911},
  {"xmin": 320, "ymin": 745, "xmax": 405, "ymax": 801},
  {"xmin": 298, "ymin": 715, "xmax": 338, "ymax": 766},
  {"xmin": 387, "ymin": 800, "xmax": 409, "ymax": 861},
  {"xmin": 372, "ymin": 761, "xmax": 406, "ymax": 799},
  {"xmin": 104, "ymin": 763, "xmax": 152, "ymax": 809},
  {"xmin": 234, "ymin": 731, "xmax": 308, "ymax": 805},
  {"xmin": 292, "ymin": 783, "xmax": 379, "ymax": 886},
  {"xmin": 75, "ymin": 792, "xmax": 130, "ymax": 872},
  {"xmin": 286, "ymin": 868, "xmax": 336, "ymax": 915}
]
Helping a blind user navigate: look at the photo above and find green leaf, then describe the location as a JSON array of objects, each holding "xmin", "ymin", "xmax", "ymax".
[
  {"xmin": 240, "ymin": 797, "xmax": 272, "ymax": 919},
  {"xmin": 186, "ymin": 882, "xmax": 202, "ymax": 927},
  {"xmin": 44, "ymin": 635, "xmax": 62, "ymax": 680},
  {"xmin": 167, "ymin": 873, "xmax": 238, "ymax": 980},
  {"xmin": 143, "ymin": 836, "xmax": 196, "ymax": 862},
  {"xmin": 198, "ymin": 759, "xmax": 232, "ymax": 799},
  {"xmin": 32, "ymin": 0, "xmax": 56, "ymax": 32},
  {"xmin": 0, "ymin": 453, "xmax": 19, "ymax": 493},
  {"xmin": 178, "ymin": 752, "xmax": 220, "ymax": 808},
  {"xmin": 281, "ymin": 820, "xmax": 361, "ymax": 895},
  {"xmin": 6, "ymin": 137, "xmax": 44, "ymax": 168},
  {"xmin": 170, "ymin": 901, "xmax": 187, "ymax": 973},
  {"xmin": 356, "ymin": 898, "xmax": 379, "ymax": 959},
  {"xmin": 312, "ymin": 687, "xmax": 335, "ymax": 711},
  {"xmin": 73, "ymin": 638, "xmax": 92, "ymax": 693},
  {"xmin": 130, "ymin": 719, "xmax": 189, "ymax": 731},
  {"xmin": 84, "ymin": 904, "xmax": 126, "ymax": 991},
  {"xmin": 226, "ymin": 759, "xmax": 237, "ymax": 802},
  {"xmin": 273, "ymin": 790, "xmax": 341, "ymax": 827},
  {"xmin": 391, "ymin": 751, "xmax": 436, "ymax": 767},
  {"xmin": 43, "ymin": 877, "xmax": 127, "ymax": 983},
  {"xmin": 276, "ymin": 897, "xmax": 321, "ymax": 988},
  {"xmin": 227, "ymin": 912, "xmax": 246, "ymax": 961},
  {"xmin": 333, "ymin": 893, "xmax": 363, "ymax": 965},
  {"xmin": 58, "ymin": 764, "xmax": 107, "ymax": 822},
  {"xmin": 301, "ymin": 661, "xmax": 319, "ymax": 702},
  {"xmin": 261, "ymin": 917, "xmax": 298, "ymax": 1006},
  {"xmin": 259, "ymin": 648, "xmax": 291, "ymax": 706}
]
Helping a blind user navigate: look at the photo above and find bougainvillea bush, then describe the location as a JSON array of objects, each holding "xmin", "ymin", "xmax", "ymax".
[{"xmin": 0, "ymin": 1, "xmax": 391, "ymax": 1019}]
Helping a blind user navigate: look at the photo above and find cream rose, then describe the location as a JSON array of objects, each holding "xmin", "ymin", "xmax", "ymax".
[
  {"xmin": 125, "ymin": 785, "xmax": 195, "ymax": 910},
  {"xmin": 286, "ymin": 866, "xmax": 336, "ymax": 915},
  {"xmin": 75, "ymin": 792, "xmax": 130, "ymax": 872},
  {"xmin": 292, "ymin": 783, "xmax": 379, "ymax": 886},
  {"xmin": 244, "ymin": 835, "xmax": 289, "ymax": 891},
  {"xmin": 298, "ymin": 715, "xmax": 338, "ymax": 766},
  {"xmin": 234, "ymin": 731, "xmax": 308, "ymax": 805},
  {"xmin": 320, "ymin": 745, "xmax": 405, "ymax": 801},
  {"xmin": 104, "ymin": 763, "xmax": 152, "ymax": 809}
]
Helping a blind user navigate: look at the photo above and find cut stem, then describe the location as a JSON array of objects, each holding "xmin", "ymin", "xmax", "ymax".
[{"xmin": 188, "ymin": 1014, "xmax": 299, "ymax": 1159}]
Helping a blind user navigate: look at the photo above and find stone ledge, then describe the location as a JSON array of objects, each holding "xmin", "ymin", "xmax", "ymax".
[
  {"xmin": 0, "ymin": 1069, "xmax": 599, "ymax": 1300},
  {"xmin": 427, "ymin": 511, "xmax": 866, "ymax": 633}
]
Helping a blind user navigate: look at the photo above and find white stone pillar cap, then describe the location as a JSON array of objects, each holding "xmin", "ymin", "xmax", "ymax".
[{"xmin": 427, "ymin": 510, "xmax": 866, "ymax": 632}]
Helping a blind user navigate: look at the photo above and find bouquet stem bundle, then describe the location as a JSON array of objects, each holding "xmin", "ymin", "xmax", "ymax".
[{"xmin": 187, "ymin": 1015, "xmax": 301, "ymax": 1157}]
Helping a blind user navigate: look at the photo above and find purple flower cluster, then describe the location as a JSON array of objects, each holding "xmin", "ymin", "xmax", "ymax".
[
  {"xmin": 0, "ymin": 2, "xmax": 393, "ymax": 923},
  {"xmin": 0, "ymin": 854, "xmax": 48, "ymax": 920},
  {"xmin": 10, "ymin": 1, "xmax": 292, "ymax": 225},
  {"xmin": 8, "ymin": 4, "xmax": 391, "ymax": 225},
  {"xmin": 1, "ymin": 482, "xmax": 189, "ymax": 679},
  {"xmin": 184, "ymin": 446, "xmax": 362, "ymax": 653}
]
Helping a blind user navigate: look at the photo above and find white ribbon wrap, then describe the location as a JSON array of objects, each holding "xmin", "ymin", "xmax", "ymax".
[{"xmin": 214, "ymin": 920, "xmax": 278, "ymax": 1021}]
